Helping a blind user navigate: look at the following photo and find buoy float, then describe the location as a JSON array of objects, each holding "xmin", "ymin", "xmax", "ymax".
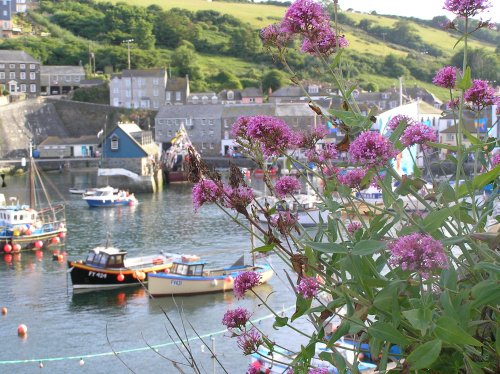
[
  {"xmin": 51, "ymin": 237, "xmax": 60, "ymax": 244},
  {"xmin": 57, "ymin": 254, "xmax": 64, "ymax": 262},
  {"xmin": 58, "ymin": 232, "xmax": 66, "ymax": 239},
  {"xmin": 128, "ymin": 201, "xmax": 134, "ymax": 207},
  {"xmin": 35, "ymin": 250, "xmax": 43, "ymax": 259},
  {"xmin": 25, "ymin": 229, "xmax": 32, "ymax": 236},
  {"xmin": 137, "ymin": 271, "xmax": 146, "ymax": 281},
  {"xmin": 164, "ymin": 268, "xmax": 170, "ymax": 273},
  {"xmin": 79, "ymin": 359, "xmax": 85, "ymax": 366},
  {"xmin": 34, "ymin": 241, "xmax": 43, "ymax": 249},
  {"xmin": 1, "ymin": 307, "xmax": 7, "ymax": 315},
  {"xmin": 3, "ymin": 244, "xmax": 12, "ymax": 253},
  {"xmin": 39, "ymin": 361, "xmax": 43, "ymax": 368},
  {"xmin": 225, "ymin": 276, "xmax": 233, "ymax": 283},
  {"xmin": 13, "ymin": 230, "xmax": 20, "ymax": 237},
  {"xmin": 17, "ymin": 324, "xmax": 28, "ymax": 336},
  {"xmin": 132, "ymin": 271, "xmax": 137, "ymax": 279},
  {"xmin": 4, "ymin": 254, "xmax": 12, "ymax": 263},
  {"xmin": 117, "ymin": 273, "xmax": 125, "ymax": 282},
  {"xmin": 12, "ymin": 243, "xmax": 21, "ymax": 252}
]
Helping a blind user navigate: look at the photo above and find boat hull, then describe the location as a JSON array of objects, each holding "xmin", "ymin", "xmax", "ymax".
[
  {"xmin": 148, "ymin": 265, "xmax": 273, "ymax": 296},
  {"xmin": 68, "ymin": 261, "xmax": 172, "ymax": 290},
  {"xmin": 84, "ymin": 198, "xmax": 134, "ymax": 207},
  {"xmin": 1, "ymin": 228, "xmax": 66, "ymax": 253}
]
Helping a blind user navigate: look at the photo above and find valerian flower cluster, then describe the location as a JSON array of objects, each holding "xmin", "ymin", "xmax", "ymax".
[{"xmin": 187, "ymin": 0, "xmax": 499, "ymax": 372}]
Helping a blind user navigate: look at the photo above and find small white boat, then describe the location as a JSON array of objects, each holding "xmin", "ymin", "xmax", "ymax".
[
  {"xmin": 82, "ymin": 186, "xmax": 137, "ymax": 207},
  {"xmin": 148, "ymin": 256, "xmax": 273, "ymax": 296}
]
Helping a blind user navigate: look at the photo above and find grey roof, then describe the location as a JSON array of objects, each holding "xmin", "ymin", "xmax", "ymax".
[
  {"xmin": 270, "ymin": 86, "xmax": 303, "ymax": 97},
  {"xmin": 121, "ymin": 69, "xmax": 166, "ymax": 78},
  {"xmin": 241, "ymin": 87, "xmax": 263, "ymax": 97},
  {"xmin": 219, "ymin": 89, "xmax": 242, "ymax": 101},
  {"xmin": 41, "ymin": 65, "xmax": 85, "ymax": 75},
  {"xmin": 222, "ymin": 104, "xmax": 275, "ymax": 117},
  {"xmin": 0, "ymin": 50, "xmax": 39, "ymax": 63},
  {"xmin": 79, "ymin": 79, "xmax": 106, "ymax": 86},
  {"xmin": 39, "ymin": 135, "xmax": 98, "ymax": 146},
  {"xmin": 157, "ymin": 104, "xmax": 225, "ymax": 118},
  {"xmin": 275, "ymin": 103, "xmax": 319, "ymax": 117},
  {"xmin": 166, "ymin": 77, "xmax": 188, "ymax": 91}
]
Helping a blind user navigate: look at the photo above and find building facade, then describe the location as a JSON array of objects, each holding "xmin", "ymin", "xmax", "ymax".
[
  {"xmin": 110, "ymin": 69, "xmax": 167, "ymax": 109},
  {"xmin": 40, "ymin": 65, "xmax": 86, "ymax": 95},
  {"xmin": 0, "ymin": 50, "xmax": 40, "ymax": 97}
]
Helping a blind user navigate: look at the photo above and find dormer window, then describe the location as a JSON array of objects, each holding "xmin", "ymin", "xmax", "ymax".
[
  {"xmin": 211, "ymin": 96, "xmax": 217, "ymax": 103},
  {"xmin": 110, "ymin": 135, "xmax": 119, "ymax": 150},
  {"xmin": 308, "ymin": 85, "xmax": 319, "ymax": 94},
  {"xmin": 227, "ymin": 91, "xmax": 234, "ymax": 100},
  {"xmin": 202, "ymin": 96, "xmax": 208, "ymax": 104}
]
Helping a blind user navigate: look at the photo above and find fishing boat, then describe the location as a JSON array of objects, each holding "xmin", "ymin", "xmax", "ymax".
[
  {"xmin": 68, "ymin": 246, "xmax": 181, "ymax": 290},
  {"xmin": 255, "ymin": 194, "xmax": 329, "ymax": 227},
  {"xmin": 161, "ymin": 124, "xmax": 197, "ymax": 183},
  {"xmin": 82, "ymin": 186, "xmax": 137, "ymax": 207},
  {"xmin": 0, "ymin": 147, "xmax": 67, "ymax": 253},
  {"xmin": 147, "ymin": 255, "xmax": 274, "ymax": 296}
]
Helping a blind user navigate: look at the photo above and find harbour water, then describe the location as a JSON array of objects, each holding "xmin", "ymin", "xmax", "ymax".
[{"xmin": 0, "ymin": 171, "xmax": 302, "ymax": 374}]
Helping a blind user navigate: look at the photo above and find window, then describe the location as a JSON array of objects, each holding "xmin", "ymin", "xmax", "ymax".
[
  {"xmin": 74, "ymin": 76, "xmax": 80, "ymax": 82},
  {"xmin": 153, "ymin": 87, "xmax": 159, "ymax": 97},
  {"xmin": 446, "ymin": 134, "xmax": 454, "ymax": 141},
  {"xmin": 209, "ymin": 129, "xmax": 214, "ymax": 136},
  {"xmin": 166, "ymin": 91, "xmax": 171, "ymax": 101},
  {"xmin": 202, "ymin": 119, "xmax": 207, "ymax": 126},
  {"xmin": 30, "ymin": 84, "xmax": 36, "ymax": 93},
  {"xmin": 201, "ymin": 142, "xmax": 206, "ymax": 149},
  {"xmin": 125, "ymin": 78, "xmax": 131, "ymax": 87},
  {"xmin": 113, "ymin": 87, "xmax": 119, "ymax": 94},
  {"xmin": 0, "ymin": 64, "xmax": 4, "ymax": 68},
  {"xmin": 20, "ymin": 72, "xmax": 26, "ymax": 80},
  {"xmin": 227, "ymin": 91, "xmax": 234, "ymax": 100},
  {"xmin": 153, "ymin": 100, "xmax": 159, "ymax": 109},
  {"xmin": 9, "ymin": 72, "xmax": 15, "ymax": 79},
  {"xmin": 9, "ymin": 64, "xmax": 14, "ymax": 69},
  {"xmin": 209, "ymin": 119, "xmax": 214, "ymax": 126},
  {"xmin": 224, "ymin": 119, "xmax": 228, "ymax": 128},
  {"xmin": 20, "ymin": 64, "xmax": 25, "ymax": 70},
  {"xmin": 0, "ymin": 72, "xmax": 4, "ymax": 79},
  {"xmin": 308, "ymin": 85, "xmax": 319, "ymax": 94},
  {"xmin": 20, "ymin": 84, "xmax": 26, "ymax": 92},
  {"xmin": 110, "ymin": 136, "xmax": 119, "ymax": 150},
  {"xmin": 202, "ymin": 129, "xmax": 206, "ymax": 136},
  {"xmin": 29, "ymin": 72, "xmax": 35, "ymax": 80},
  {"xmin": 65, "ymin": 75, "xmax": 71, "ymax": 82},
  {"xmin": 210, "ymin": 143, "xmax": 214, "ymax": 150},
  {"xmin": 153, "ymin": 78, "xmax": 159, "ymax": 85},
  {"xmin": 175, "ymin": 91, "xmax": 181, "ymax": 101},
  {"xmin": 138, "ymin": 78, "xmax": 144, "ymax": 86},
  {"xmin": 2, "ymin": 11, "xmax": 6, "ymax": 17},
  {"xmin": 125, "ymin": 90, "xmax": 131, "ymax": 98},
  {"xmin": 167, "ymin": 120, "xmax": 172, "ymax": 126},
  {"xmin": 30, "ymin": 64, "xmax": 35, "ymax": 70}
]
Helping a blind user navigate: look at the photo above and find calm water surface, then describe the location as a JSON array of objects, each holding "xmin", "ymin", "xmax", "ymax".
[{"xmin": 0, "ymin": 171, "xmax": 304, "ymax": 374}]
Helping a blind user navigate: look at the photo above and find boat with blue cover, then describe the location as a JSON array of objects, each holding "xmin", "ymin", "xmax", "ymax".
[{"xmin": 82, "ymin": 186, "xmax": 137, "ymax": 207}]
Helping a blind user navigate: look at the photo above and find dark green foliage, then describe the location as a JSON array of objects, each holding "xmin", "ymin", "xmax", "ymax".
[
  {"xmin": 262, "ymin": 69, "xmax": 288, "ymax": 92},
  {"xmin": 451, "ymin": 48, "xmax": 500, "ymax": 83},
  {"xmin": 72, "ymin": 84, "xmax": 109, "ymax": 104},
  {"xmin": 211, "ymin": 71, "xmax": 243, "ymax": 90}
]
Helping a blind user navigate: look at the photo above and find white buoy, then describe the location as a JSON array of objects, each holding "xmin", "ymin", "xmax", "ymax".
[{"xmin": 79, "ymin": 359, "xmax": 84, "ymax": 366}]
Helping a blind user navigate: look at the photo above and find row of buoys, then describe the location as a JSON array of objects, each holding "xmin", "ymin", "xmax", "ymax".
[
  {"xmin": 132, "ymin": 271, "xmax": 146, "ymax": 281},
  {"xmin": 3, "ymin": 243, "xmax": 21, "ymax": 253}
]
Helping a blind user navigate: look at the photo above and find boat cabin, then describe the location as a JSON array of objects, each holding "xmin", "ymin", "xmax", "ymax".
[
  {"xmin": 0, "ymin": 206, "xmax": 37, "ymax": 226},
  {"xmin": 85, "ymin": 247, "xmax": 127, "ymax": 268},
  {"xmin": 170, "ymin": 261, "xmax": 206, "ymax": 276}
]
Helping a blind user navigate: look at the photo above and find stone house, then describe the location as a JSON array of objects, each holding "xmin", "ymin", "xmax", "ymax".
[
  {"xmin": 155, "ymin": 105, "xmax": 224, "ymax": 156},
  {"xmin": 166, "ymin": 75, "xmax": 189, "ymax": 105},
  {"xmin": 109, "ymin": 68, "xmax": 167, "ymax": 109},
  {"xmin": 0, "ymin": 50, "xmax": 40, "ymax": 98},
  {"xmin": 40, "ymin": 65, "xmax": 86, "ymax": 95},
  {"xmin": 37, "ymin": 135, "xmax": 98, "ymax": 158},
  {"xmin": 100, "ymin": 122, "xmax": 159, "ymax": 177},
  {"xmin": 187, "ymin": 91, "xmax": 219, "ymax": 105},
  {"xmin": 218, "ymin": 87, "xmax": 264, "ymax": 104},
  {"xmin": 0, "ymin": 0, "xmax": 26, "ymax": 38}
]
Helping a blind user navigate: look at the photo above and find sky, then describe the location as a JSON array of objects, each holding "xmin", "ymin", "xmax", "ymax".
[{"xmin": 262, "ymin": 0, "xmax": 500, "ymax": 23}]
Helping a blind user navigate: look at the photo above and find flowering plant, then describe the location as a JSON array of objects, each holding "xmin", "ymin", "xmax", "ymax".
[{"xmin": 190, "ymin": 0, "xmax": 499, "ymax": 372}]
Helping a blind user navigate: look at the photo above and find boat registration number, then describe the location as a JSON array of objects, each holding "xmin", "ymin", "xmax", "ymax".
[
  {"xmin": 88, "ymin": 271, "xmax": 107, "ymax": 279},
  {"xmin": 171, "ymin": 280, "xmax": 182, "ymax": 286}
]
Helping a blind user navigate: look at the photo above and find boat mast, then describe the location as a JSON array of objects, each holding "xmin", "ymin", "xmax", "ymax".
[{"xmin": 29, "ymin": 140, "xmax": 35, "ymax": 208}]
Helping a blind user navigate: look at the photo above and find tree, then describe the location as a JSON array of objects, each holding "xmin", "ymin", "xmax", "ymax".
[
  {"xmin": 132, "ymin": 19, "xmax": 155, "ymax": 50},
  {"xmin": 212, "ymin": 71, "xmax": 243, "ymax": 90},
  {"xmin": 171, "ymin": 44, "xmax": 204, "ymax": 82},
  {"xmin": 451, "ymin": 48, "xmax": 500, "ymax": 83},
  {"xmin": 262, "ymin": 69, "xmax": 288, "ymax": 92}
]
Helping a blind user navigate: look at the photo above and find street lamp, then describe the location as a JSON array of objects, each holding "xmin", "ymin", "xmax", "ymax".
[{"xmin": 122, "ymin": 39, "xmax": 134, "ymax": 70}]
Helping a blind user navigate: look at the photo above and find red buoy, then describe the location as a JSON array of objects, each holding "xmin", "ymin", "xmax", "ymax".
[
  {"xmin": 4, "ymin": 254, "xmax": 12, "ymax": 263},
  {"xmin": 17, "ymin": 324, "xmax": 28, "ymax": 336},
  {"xmin": 25, "ymin": 229, "xmax": 32, "ymax": 236},
  {"xmin": 128, "ymin": 201, "xmax": 134, "ymax": 207},
  {"xmin": 12, "ymin": 244, "xmax": 21, "ymax": 252},
  {"xmin": 1, "ymin": 307, "xmax": 7, "ymax": 315},
  {"xmin": 58, "ymin": 232, "xmax": 66, "ymax": 239},
  {"xmin": 3, "ymin": 244, "xmax": 12, "ymax": 253},
  {"xmin": 117, "ymin": 273, "xmax": 125, "ymax": 282},
  {"xmin": 34, "ymin": 241, "xmax": 43, "ymax": 249},
  {"xmin": 51, "ymin": 237, "xmax": 60, "ymax": 244}
]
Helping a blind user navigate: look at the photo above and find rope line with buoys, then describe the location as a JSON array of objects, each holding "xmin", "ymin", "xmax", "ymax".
[{"xmin": 0, "ymin": 306, "xmax": 295, "ymax": 366}]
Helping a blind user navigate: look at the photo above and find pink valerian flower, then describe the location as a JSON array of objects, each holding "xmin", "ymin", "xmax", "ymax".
[
  {"xmin": 388, "ymin": 233, "xmax": 448, "ymax": 278},
  {"xmin": 230, "ymin": 116, "xmax": 251, "ymax": 138},
  {"xmin": 270, "ymin": 211, "xmax": 299, "ymax": 234},
  {"xmin": 444, "ymin": 0, "xmax": 492, "ymax": 18},
  {"xmin": 432, "ymin": 66, "xmax": 460, "ymax": 89},
  {"xmin": 387, "ymin": 114, "xmax": 416, "ymax": 132},
  {"xmin": 281, "ymin": 0, "xmax": 331, "ymax": 38},
  {"xmin": 192, "ymin": 179, "xmax": 222, "ymax": 211},
  {"xmin": 308, "ymin": 368, "xmax": 329, "ymax": 374},
  {"xmin": 246, "ymin": 364, "xmax": 260, "ymax": 374},
  {"xmin": 305, "ymin": 144, "xmax": 338, "ymax": 163},
  {"xmin": 222, "ymin": 307, "xmax": 251, "ymax": 330},
  {"xmin": 492, "ymin": 153, "xmax": 500, "ymax": 167},
  {"xmin": 349, "ymin": 131, "xmax": 398, "ymax": 168},
  {"xmin": 296, "ymin": 277, "xmax": 319, "ymax": 298},
  {"xmin": 237, "ymin": 328, "xmax": 263, "ymax": 355},
  {"xmin": 296, "ymin": 124, "xmax": 329, "ymax": 148},
  {"xmin": 447, "ymin": 98, "xmax": 460, "ymax": 110},
  {"xmin": 260, "ymin": 23, "xmax": 293, "ymax": 49},
  {"xmin": 234, "ymin": 271, "xmax": 262, "ymax": 298},
  {"xmin": 464, "ymin": 80, "xmax": 498, "ymax": 111},
  {"xmin": 275, "ymin": 176, "xmax": 302, "ymax": 198},
  {"xmin": 222, "ymin": 186, "xmax": 254, "ymax": 214},
  {"xmin": 337, "ymin": 168, "xmax": 367, "ymax": 189},
  {"xmin": 400, "ymin": 123, "xmax": 438, "ymax": 147},
  {"xmin": 301, "ymin": 28, "xmax": 349, "ymax": 56},
  {"xmin": 347, "ymin": 221, "xmax": 362, "ymax": 234},
  {"xmin": 246, "ymin": 116, "xmax": 298, "ymax": 156}
]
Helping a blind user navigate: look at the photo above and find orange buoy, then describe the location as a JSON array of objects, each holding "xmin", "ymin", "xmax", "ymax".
[
  {"xmin": 132, "ymin": 271, "xmax": 137, "ymax": 279},
  {"xmin": 164, "ymin": 268, "xmax": 170, "ymax": 273},
  {"xmin": 137, "ymin": 271, "xmax": 146, "ymax": 281},
  {"xmin": 225, "ymin": 275, "xmax": 233, "ymax": 283},
  {"xmin": 17, "ymin": 324, "xmax": 27, "ymax": 336},
  {"xmin": 3, "ymin": 244, "xmax": 12, "ymax": 253},
  {"xmin": 51, "ymin": 237, "xmax": 60, "ymax": 244},
  {"xmin": 58, "ymin": 232, "xmax": 66, "ymax": 239},
  {"xmin": 12, "ymin": 244, "xmax": 21, "ymax": 252},
  {"xmin": 1, "ymin": 307, "xmax": 7, "ymax": 315},
  {"xmin": 57, "ymin": 254, "xmax": 64, "ymax": 262},
  {"xmin": 34, "ymin": 241, "xmax": 43, "ymax": 249},
  {"xmin": 117, "ymin": 273, "xmax": 125, "ymax": 282},
  {"xmin": 25, "ymin": 229, "xmax": 32, "ymax": 236}
]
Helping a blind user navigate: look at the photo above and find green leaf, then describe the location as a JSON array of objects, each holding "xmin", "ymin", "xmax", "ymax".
[
  {"xmin": 319, "ymin": 351, "xmax": 347, "ymax": 373},
  {"xmin": 423, "ymin": 204, "xmax": 460, "ymax": 232},
  {"xmin": 456, "ymin": 207, "xmax": 476, "ymax": 224},
  {"xmin": 273, "ymin": 316, "xmax": 288, "ymax": 329},
  {"xmin": 305, "ymin": 241, "xmax": 349, "ymax": 254},
  {"xmin": 374, "ymin": 281, "xmax": 404, "ymax": 312},
  {"xmin": 434, "ymin": 316, "xmax": 482, "ymax": 346},
  {"xmin": 441, "ymin": 236, "xmax": 466, "ymax": 246},
  {"xmin": 407, "ymin": 339, "xmax": 442, "ymax": 370},
  {"xmin": 461, "ymin": 122, "xmax": 482, "ymax": 146},
  {"xmin": 496, "ymin": 327, "xmax": 500, "ymax": 355},
  {"xmin": 352, "ymin": 240, "xmax": 385, "ymax": 256},
  {"xmin": 456, "ymin": 66, "xmax": 472, "ymax": 90},
  {"xmin": 457, "ymin": 164, "xmax": 500, "ymax": 198},
  {"xmin": 426, "ymin": 141, "xmax": 459, "ymax": 151},
  {"xmin": 437, "ymin": 181, "xmax": 456, "ymax": 203},
  {"xmin": 291, "ymin": 295, "xmax": 312, "ymax": 322},
  {"xmin": 474, "ymin": 262, "xmax": 500, "ymax": 274},
  {"xmin": 329, "ymin": 109, "xmax": 373, "ymax": 128},
  {"xmin": 251, "ymin": 244, "xmax": 275, "ymax": 253},
  {"xmin": 402, "ymin": 308, "xmax": 432, "ymax": 336},
  {"xmin": 368, "ymin": 322, "xmax": 410, "ymax": 346},
  {"xmin": 326, "ymin": 322, "xmax": 351, "ymax": 348},
  {"xmin": 470, "ymin": 280, "xmax": 500, "ymax": 309}
]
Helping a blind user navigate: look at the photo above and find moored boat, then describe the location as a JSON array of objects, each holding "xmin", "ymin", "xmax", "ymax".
[
  {"xmin": 68, "ymin": 246, "xmax": 181, "ymax": 290},
  {"xmin": 82, "ymin": 186, "xmax": 137, "ymax": 207},
  {"xmin": 147, "ymin": 256, "xmax": 273, "ymax": 296}
]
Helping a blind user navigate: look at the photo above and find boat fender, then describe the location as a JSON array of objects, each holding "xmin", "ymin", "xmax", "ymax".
[
  {"xmin": 225, "ymin": 275, "xmax": 233, "ymax": 283},
  {"xmin": 211, "ymin": 279, "xmax": 218, "ymax": 287}
]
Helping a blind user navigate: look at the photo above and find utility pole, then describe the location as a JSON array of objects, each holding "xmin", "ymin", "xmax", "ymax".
[
  {"xmin": 122, "ymin": 39, "xmax": 134, "ymax": 108},
  {"xmin": 123, "ymin": 39, "xmax": 133, "ymax": 70}
]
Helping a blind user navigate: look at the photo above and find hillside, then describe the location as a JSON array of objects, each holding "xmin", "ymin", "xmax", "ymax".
[{"xmin": 1, "ymin": 0, "xmax": 498, "ymax": 101}]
